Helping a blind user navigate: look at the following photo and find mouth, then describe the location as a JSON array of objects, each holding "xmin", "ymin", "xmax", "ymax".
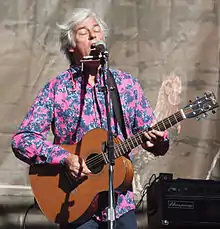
[
  {"xmin": 88, "ymin": 43, "xmax": 99, "ymax": 58},
  {"xmin": 80, "ymin": 43, "xmax": 100, "ymax": 62},
  {"xmin": 90, "ymin": 43, "xmax": 96, "ymax": 52}
]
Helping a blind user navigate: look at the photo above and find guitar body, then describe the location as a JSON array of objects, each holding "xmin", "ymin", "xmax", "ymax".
[{"xmin": 29, "ymin": 128, "xmax": 134, "ymax": 224}]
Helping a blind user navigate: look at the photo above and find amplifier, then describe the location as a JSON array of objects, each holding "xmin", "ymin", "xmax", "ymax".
[{"xmin": 147, "ymin": 173, "xmax": 220, "ymax": 229}]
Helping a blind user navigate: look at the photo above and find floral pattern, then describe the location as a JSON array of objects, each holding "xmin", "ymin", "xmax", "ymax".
[{"xmin": 11, "ymin": 66, "xmax": 155, "ymax": 219}]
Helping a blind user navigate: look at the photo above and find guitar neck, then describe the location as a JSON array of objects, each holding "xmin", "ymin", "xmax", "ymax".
[
  {"xmin": 113, "ymin": 110, "xmax": 184, "ymax": 159},
  {"xmin": 152, "ymin": 110, "xmax": 184, "ymax": 131}
]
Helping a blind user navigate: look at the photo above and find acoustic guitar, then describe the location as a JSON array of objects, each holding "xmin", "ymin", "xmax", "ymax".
[{"xmin": 29, "ymin": 92, "xmax": 218, "ymax": 224}]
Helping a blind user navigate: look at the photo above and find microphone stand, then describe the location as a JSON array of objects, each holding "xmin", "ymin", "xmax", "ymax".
[{"xmin": 99, "ymin": 51, "xmax": 116, "ymax": 229}]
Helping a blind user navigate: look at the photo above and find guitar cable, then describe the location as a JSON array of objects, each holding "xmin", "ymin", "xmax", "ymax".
[{"xmin": 20, "ymin": 198, "xmax": 38, "ymax": 229}]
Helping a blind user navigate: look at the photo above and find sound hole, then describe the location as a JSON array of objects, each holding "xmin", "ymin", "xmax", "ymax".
[{"xmin": 86, "ymin": 153, "xmax": 105, "ymax": 174}]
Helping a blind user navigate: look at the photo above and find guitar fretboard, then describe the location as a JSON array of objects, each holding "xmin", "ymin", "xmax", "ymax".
[{"xmin": 104, "ymin": 110, "xmax": 184, "ymax": 161}]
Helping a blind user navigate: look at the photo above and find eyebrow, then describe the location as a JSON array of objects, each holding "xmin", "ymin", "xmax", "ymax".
[{"xmin": 76, "ymin": 24, "xmax": 100, "ymax": 31}]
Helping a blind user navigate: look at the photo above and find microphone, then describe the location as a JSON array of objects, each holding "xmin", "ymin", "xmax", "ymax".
[
  {"xmin": 81, "ymin": 41, "xmax": 108, "ymax": 61},
  {"xmin": 95, "ymin": 40, "xmax": 108, "ymax": 54}
]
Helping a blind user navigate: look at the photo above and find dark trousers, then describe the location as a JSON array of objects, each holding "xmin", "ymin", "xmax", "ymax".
[{"xmin": 60, "ymin": 210, "xmax": 137, "ymax": 229}]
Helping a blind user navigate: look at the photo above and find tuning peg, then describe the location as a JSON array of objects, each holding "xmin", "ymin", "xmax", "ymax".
[
  {"xmin": 189, "ymin": 100, "xmax": 192, "ymax": 103},
  {"xmin": 212, "ymin": 110, "xmax": 216, "ymax": 114},
  {"xmin": 203, "ymin": 113, "xmax": 208, "ymax": 119}
]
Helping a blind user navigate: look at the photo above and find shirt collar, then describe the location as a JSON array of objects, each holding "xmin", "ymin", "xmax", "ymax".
[{"xmin": 68, "ymin": 64, "xmax": 104, "ymax": 87}]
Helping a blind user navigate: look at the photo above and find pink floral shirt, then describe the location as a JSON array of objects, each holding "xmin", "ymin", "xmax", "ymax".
[{"xmin": 12, "ymin": 66, "xmax": 158, "ymax": 220}]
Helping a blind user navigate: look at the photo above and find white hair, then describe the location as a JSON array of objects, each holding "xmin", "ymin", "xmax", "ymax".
[{"xmin": 57, "ymin": 8, "xmax": 109, "ymax": 64}]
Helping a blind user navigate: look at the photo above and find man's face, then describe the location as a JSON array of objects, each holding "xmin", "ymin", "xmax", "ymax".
[{"xmin": 71, "ymin": 16, "xmax": 104, "ymax": 64}]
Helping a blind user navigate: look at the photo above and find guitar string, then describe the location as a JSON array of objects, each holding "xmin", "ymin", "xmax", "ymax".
[
  {"xmin": 116, "ymin": 112, "xmax": 183, "ymax": 154},
  {"xmin": 85, "ymin": 113, "xmax": 183, "ymax": 168},
  {"xmin": 85, "ymin": 113, "xmax": 183, "ymax": 169},
  {"xmin": 85, "ymin": 112, "xmax": 183, "ymax": 168},
  {"xmin": 86, "ymin": 105, "xmax": 215, "ymax": 168}
]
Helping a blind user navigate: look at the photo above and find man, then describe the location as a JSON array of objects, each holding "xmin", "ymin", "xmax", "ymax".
[{"xmin": 11, "ymin": 8, "xmax": 169, "ymax": 229}]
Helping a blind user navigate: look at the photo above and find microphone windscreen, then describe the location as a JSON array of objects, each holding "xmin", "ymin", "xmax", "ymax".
[{"xmin": 95, "ymin": 40, "xmax": 107, "ymax": 53}]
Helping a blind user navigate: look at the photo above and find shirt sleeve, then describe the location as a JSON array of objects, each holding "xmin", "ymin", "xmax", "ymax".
[
  {"xmin": 11, "ymin": 81, "xmax": 69, "ymax": 165},
  {"xmin": 132, "ymin": 79, "xmax": 155, "ymax": 132},
  {"xmin": 132, "ymin": 79, "xmax": 169, "ymax": 155}
]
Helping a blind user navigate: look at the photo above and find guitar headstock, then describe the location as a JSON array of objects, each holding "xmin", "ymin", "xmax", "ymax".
[{"xmin": 183, "ymin": 92, "xmax": 219, "ymax": 119}]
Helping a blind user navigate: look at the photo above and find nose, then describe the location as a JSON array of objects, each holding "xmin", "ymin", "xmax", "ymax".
[{"xmin": 89, "ymin": 30, "xmax": 96, "ymax": 40}]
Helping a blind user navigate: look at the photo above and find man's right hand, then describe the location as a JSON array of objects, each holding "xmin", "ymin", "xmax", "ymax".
[{"xmin": 65, "ymin": 154, "xmax": 91, "ymax": 179}]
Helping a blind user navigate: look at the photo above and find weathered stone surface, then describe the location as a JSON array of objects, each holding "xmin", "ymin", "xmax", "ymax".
[{"xmin": 0, "ymin": 1, "xmax": 220, "ymax": 228}]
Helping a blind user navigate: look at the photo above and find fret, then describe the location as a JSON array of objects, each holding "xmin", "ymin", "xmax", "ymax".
[
  {"xmin": 123, "ymin": 141, "xmax": 129, "ymax": 152},
  {"xmin": 156, "ymin": 121, "xmax": 165, "ymax": 131},
  {"xmin": 117, "ymin": 144, "xmax": 124, "ymax": 157},
  {"xmin": 173, "ymin": 114, "xmax": 178, "ymax": 123},
  {"xmin": 156, "ymin": 123, "xmax": 161, "ymax": 131},
  {"xmin": 119, "ymin": 140, "xmax": 130, "ymax": 155},
  {"xmin": 130, "ymin": 138, "xmax": 136, "ymax": 148},
  {"xmin": 164, "ymin": 118, "xmax": 172, "ymax": 129},
  {"xmin": 177, "ymin": 112, "xmax": 183, "ymax": 122},
  {"xmin": 127, "ymin": 140, "xmax": 133, "ymax": 151},
  {"xmin": 137, "ymin": 132, "xmax": 143, "ymax": 144},
  {"xmin": 120, "ymin": 145, "xmax": 125, "ymax": 157},
  {"xmin": 132, "ymin": 134, "xmax": 140, "ymax": 148},
  {"xmin": 114, "ymin": 147, "xmax": 120, "ymax": 158},
  {"xmin": 167, "ymin": 117, "xmax": 173, "ymax": 127},
  {"xmin": 133, "ymin": 136, "xmax": 139, "ymax": 146},
  {"xmin": 138, "ymin": 132, "xmax": 144, "ymax": 144},
  {"xmin": 161, "ymin": 120, "xmax": 167, "ymax": 130},
  {"xmin": 129, "ymin": 138, "xmax": 136, "ymax": 149},
  {"xmin": 170, "ymin": 115, "xmax": 177, "ymax": 125}
]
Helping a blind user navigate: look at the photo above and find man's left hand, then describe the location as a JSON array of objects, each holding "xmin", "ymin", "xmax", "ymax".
[{"xmin": 143, "ymin": 129, "xmax": 165, "ymax": 148}]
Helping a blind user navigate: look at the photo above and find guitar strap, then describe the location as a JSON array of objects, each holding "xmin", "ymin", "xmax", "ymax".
[
  {"xmin": 68, "ymin": 67, "xmax": 128, "ymax": 139},
  {"xmin": 107, "ymin": 70, "xmax": 128, "ymax": 140}
]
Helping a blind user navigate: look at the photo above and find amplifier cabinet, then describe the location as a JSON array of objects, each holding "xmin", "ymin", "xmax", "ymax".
[{"xmin": 147, "ymin": 173, "xmax": 220, "ymax": 228}]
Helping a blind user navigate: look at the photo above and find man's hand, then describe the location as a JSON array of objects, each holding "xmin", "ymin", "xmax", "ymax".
[
  {"xmin": 142, "ymin": 128, "xmax": 169, "ymax": 156},
  {"xmin": 143, "ymin": 129, "xmax": 165, "ymax": 148},
  {"xmin": 65, "ymin": 154, "xmax": 91, "ymax": 179}
]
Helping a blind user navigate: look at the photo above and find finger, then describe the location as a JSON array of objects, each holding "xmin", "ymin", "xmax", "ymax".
[
  {"xmin": 146, "ymin": 141, "xmax": 154, "ymax": 147},
  {"xmin": 152, "ymin": 129, "xmax": 164, "ymax": 137},
  {"xmin": 150, "ymin": 131, "xmax": 164, "ymax": 141},
  {"xmin": 72, "ymin": 165, "xmax": 91, "ymax": 176},
  {"xmin": 71, "ymin": 159, "xmax": 89, "ymax": 175},
  {"xmin": 71, "ymin": 170, "xmax": 80, "ymax": 178},
  {"xmin": 69, "ymin": 162, "xmax": 83, "ymax": 174},
  {"xmin": 83, "ymin": 167, "xmax": 92, "ymax": 175},
  {"xmin": 144, "ymin": 132, "xmax": 152, "ymax": 141},
  {"xmin": 82, "ymin": 161, "xmax": 92, "ymax": 174},
  {"xmin": 148, "ymin": 131, "xmax": 157, "ymax": 139},
  {"xmin": 69, "ymin": 164, "xmax": 80, "ymax": 172},
  {"xmin": 71, "ymin": 169, "xmax": 88, "ymax": 178}
]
